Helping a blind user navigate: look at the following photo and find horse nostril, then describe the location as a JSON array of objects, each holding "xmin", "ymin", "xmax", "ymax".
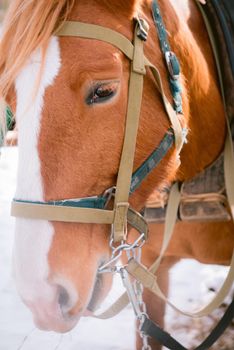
[
  {"xmin": 54, "ymin": 279, "xmax": 79, "ymax": 316},
  {"xmin": 58, "ymin": 286, "xmax": 70, "ymax": 309}
]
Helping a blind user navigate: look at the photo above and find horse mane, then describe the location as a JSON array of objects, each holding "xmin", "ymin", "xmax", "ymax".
[{"xmin": 0, "ymin": 0, "xmax": 75, "ymax": 100}]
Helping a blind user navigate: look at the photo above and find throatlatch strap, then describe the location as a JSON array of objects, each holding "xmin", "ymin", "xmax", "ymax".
[{"xmin": 145, "ymin": 58, "xmax": 184, "ymax": 156}]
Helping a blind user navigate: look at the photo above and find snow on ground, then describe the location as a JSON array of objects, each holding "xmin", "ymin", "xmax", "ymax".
[{"xmin": 0, "ymin": 147, "xmax": 233, "ymax": 350}]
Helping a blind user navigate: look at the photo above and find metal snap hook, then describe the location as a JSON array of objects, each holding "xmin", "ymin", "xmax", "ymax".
[
  {"xmin": 135, "ymin": 16, "xmax": 149, "ymax": 41},
  {"xmin": 103, "ymin": 186, "xmax": 116, "ymax": 209}
]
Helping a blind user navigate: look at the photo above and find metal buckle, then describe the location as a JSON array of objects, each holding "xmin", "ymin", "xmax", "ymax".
[
  {"xmin": 135, "ymin": 17, "xmax": 149, "ymax": 41},
  {"xmin": 165, "ymin": 51, "xmax": 180, "ymax": 80},
  {"xmin": 103, "ymin": 186, "xmax": 116, "ymax": 209}
]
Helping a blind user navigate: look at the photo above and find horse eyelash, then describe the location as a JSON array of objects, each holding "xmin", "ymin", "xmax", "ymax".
[{"xmin": 85, "ymin": 81, "xmax": 119, "ymax": 106}]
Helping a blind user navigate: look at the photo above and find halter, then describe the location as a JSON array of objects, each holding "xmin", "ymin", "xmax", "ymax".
[{"xmin": 11, "ymin": 17, "xmax": 185, "ymax": 243}]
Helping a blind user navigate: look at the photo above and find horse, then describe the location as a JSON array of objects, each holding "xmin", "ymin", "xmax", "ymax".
[{"xmin": 0, "ymin": 0, "xmax": 233, "ymax": 349}]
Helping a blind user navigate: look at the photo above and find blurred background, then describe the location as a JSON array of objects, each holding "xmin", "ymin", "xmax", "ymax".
[{"xmin": 0, "ymin": 1, "xmax": 9, "ymax": 22}]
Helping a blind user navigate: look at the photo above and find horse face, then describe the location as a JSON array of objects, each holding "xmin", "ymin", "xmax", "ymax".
[
  {"xmin": 13, "ymin": 31, "xmax": 130, "ymax": 332},
  {"xmin": 9, "ymin": 0, "xmax": 178, "ymax": 333}
]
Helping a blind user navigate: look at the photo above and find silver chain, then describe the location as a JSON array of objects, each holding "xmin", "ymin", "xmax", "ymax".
[
  {"xmin": 98, "ymin": 229, "xmax": 150, "ymax": 350},
  {"xmin": 120, "ymin": 246, "xmax": 151, "ymax": 350},
  {"xmin": 134, "ymin": 250, "xmax": 151, "ymax": 350},
  {"xmin": 98, "ymin": 229, "xmax": 146, "ymax": 274},
  {"xmin": 138, "ymin": 296, "xmax": 151, "ymax": 349}
]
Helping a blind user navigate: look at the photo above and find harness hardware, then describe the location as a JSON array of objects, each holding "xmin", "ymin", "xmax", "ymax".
[
  {"xmin": 103, "ymin": 186, "xmax": 116, "ymax": 209},
  {"xmin": 165, "ymin": 51, "xmax": 180, "ymax": 80},
  {"xmin": 136, "ymin": 17, "xmax": 149, "ymax": 41},
  {"xmin": 98, "ymin": 232, "xmax": 146, "ymax": 274}
]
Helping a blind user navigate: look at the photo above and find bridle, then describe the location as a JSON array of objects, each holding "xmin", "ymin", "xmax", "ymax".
[
  {"xmin": 10, "ymin": 0, "xmax": 234, "ymax": 349},
  {"xmin": 11, "ymin": 17, "xmax": 185, "ymax": 242}
]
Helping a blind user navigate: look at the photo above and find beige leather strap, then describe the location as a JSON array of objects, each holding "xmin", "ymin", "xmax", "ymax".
[
  {"xmin": 127, "ymin": 253, "xmax": 234, "ymax": 317},
  {"xmin": 11, "ymin": 201, "xmax": 115, "ymax": 224},
  {"xmin": 11, "ymin": 200, "xmax": 148, "ymax": 237},
  {"xmin": 145, "ymin": 58, "xmax": 184, "ymax": 157},
  {"xmin": 113, "ymin": 202, "xmax": 129, "ymax": 242},
  {"xmin": 150, "ymin": 182, "xmax": 180, "ymax": 273},
  {"xmin": 56, "ymin": 21, "xmax": 134, "ymax": 60},
  {"xmin": 92, "ymin": 292, "xmax": 130, "ymax": 319},
  {"xmin": 113, "ymin": 23, "xmax": 146, "ymax": 242},
  {"xmin": 127, "ymin": 207, "xmax": 149, "ymax": 240}
]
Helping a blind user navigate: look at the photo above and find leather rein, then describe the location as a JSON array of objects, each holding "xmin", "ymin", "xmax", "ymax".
[{"xmin": 10, "ymin": 1, "xmax": 234, "ymax": 349}]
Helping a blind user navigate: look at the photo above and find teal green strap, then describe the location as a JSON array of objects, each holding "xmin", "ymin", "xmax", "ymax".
[
  {"xmin": 6, "ymin": 106, "xmax": 14, "ymax": 130},
  {"xmin": 0, "ymin": 104, "xmax": 14, "ymax": 146},
  {"xmin": 130, "ymin": 128, "xmax": 174, "ymax": 193},
  {"xmin": 13, "ymin": 196, "xmax": 107, "ymax": 209},
  {"xmin": 152, "ymin": 0, "xmax": 183, "ymax": 113}
]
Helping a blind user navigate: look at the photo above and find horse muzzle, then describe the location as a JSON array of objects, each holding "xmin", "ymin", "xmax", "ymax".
[{"xmin": 22, "ymin": 281, "xmax": 83, "ymax": 333}]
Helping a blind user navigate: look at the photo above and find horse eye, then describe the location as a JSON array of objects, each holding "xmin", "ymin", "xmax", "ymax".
[{"xmin": 86, "ymin": 81, "xmax": 119, "ymax": 105}]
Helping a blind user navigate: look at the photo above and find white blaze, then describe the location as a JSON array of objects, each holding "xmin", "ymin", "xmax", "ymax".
[{"xmin": 13, "ymin": 37, "xmax": 61, "ymax": 302}]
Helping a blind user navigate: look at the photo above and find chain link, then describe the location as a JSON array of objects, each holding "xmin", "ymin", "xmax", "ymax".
[
  {"xmin": 98, "ymin": 230, "xmax": 150, "ymax": 350},
  {"xmin": 98, "ymin": 231, "xmax": 145, "ymax": 273},
  {"xmin": 134, "ymin": 248, "xmax": 151, "ymax": 350}
]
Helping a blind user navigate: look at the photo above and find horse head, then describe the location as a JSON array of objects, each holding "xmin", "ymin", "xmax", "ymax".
[{"xmin": 0, "ymin": 0, "xmax": 183, "ymax": 333}]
